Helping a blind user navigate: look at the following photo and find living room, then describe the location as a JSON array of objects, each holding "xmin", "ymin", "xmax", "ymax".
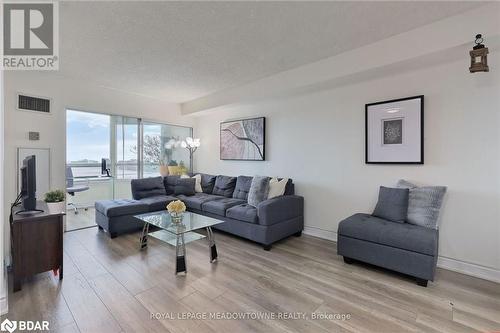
[{"xmin": 1, "ymin": 1, "xmax": 499, "ymax": 332}]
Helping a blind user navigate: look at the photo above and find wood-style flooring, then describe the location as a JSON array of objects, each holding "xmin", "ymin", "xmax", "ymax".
[
  {"xmin": 3, "ymin": 227, "xmax": 500, "ymax": 332},
  {"xmin": 65, "ymin": 208, "xmax": 96, "ymax": 232}
]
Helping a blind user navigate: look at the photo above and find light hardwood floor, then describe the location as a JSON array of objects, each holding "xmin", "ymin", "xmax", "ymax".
[
  {"xmin": 3, "ymin": 227, "xmax": 500, "ymax": 333},
  {"xmin": 65, "ymin": 208, "xmax": 96, "ymax": 231}
]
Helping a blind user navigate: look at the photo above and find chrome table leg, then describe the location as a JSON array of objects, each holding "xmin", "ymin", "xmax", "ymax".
[
  {"xmin": 206, "ymin": 226, "xmax": 218, "ymax": 262},
  {"xmin": 175, "ymin": 233, "xmax": 187, "ymax": 274},
  {"xmin": 139, "ymin": 222, "xmax": 149, "ymax": 250}
]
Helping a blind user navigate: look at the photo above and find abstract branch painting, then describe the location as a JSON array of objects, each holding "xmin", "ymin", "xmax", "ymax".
[{"xmin": 220, "ymin": 117, "xmax": 265, "ymax": 160}]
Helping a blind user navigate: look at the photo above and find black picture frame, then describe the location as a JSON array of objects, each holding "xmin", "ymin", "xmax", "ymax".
[
  {"xmin": 365, "ymin": 95, "xmax": 424, "ymax": 164},
  {"xmin": 220, "ymin": 117, "xmax": 266, "ymax": 161}
]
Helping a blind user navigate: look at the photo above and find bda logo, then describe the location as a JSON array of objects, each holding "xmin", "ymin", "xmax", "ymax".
[
  {"xmin": 0, "ymin": 319, "xmax": 17, "ymax": 333},
  {"xmin": 0, "ymin": 318, "xmax": 49, "ymax": 332}
]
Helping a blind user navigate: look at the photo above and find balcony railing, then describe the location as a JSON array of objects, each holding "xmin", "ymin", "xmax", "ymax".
[{"xmin": 67, "ymin": 162, "xmax": 163, "ymax": 179}]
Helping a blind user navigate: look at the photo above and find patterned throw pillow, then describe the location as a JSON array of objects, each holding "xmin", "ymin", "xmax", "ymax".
[
  {"xmin": 397, "ymin": 179, "xmax": 447, "ymax": 229},
  {"xmin": 248, "ymin": 176, "xmax": 270, "ymax": 207}
]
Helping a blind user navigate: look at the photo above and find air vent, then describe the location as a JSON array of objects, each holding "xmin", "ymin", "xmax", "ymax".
[{"xmin": 17, "ymin": 94, "xmax": 51, "ymax": 113}]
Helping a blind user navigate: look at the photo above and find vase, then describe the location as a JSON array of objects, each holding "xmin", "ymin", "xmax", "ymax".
[
  {"xmin": 170, "ymin": 212, "xmax": 184, "ymax": 224},
  {"xmin": 46, "ymin": 201, "xmax": 65, "ymax": 214},
  {"xmin": 159, "ymin": 165, "xmax": 169, "ymax": 177}
]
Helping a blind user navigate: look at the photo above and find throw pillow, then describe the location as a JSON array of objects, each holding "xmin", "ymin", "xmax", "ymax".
[
  {"xmin": 181, "ymin": 174, "xmax": 203, "ymax": 193},
  {"xmin": 267, "ymin": 177, "xmax": 288, "ymax": 199},
  {"xmin": 372, "ymin": 186, "xmax": 409, "ymax": 223},
  {"xmin": 212, "ymin": 175, "xmax": 237, "ymax": 197},
  {"xmin": 397, "ymin": 179, "xmax": 447, "ymax": 229},
  {"xmin": 164, "ymin": 175, "xmax": 180, "ymax": 195},
  {"xmin": 248, "ymin": 176, "xmax": 270, "ymax": 207},
  {"xmin": 174, "ymin": 178, "xmax": 196, "ymax": 196},
  {"xmin": 200, "ymin": 174, "xmax": 216, "ymax": 193},
  {"xmin": 131, "ymin": 176, "xmax": 166, "ymax": 199}
]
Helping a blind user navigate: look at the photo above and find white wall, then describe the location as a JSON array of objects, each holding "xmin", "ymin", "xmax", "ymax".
[
  {"xmin": 194, "ymin": 56, "xmax": 500, "ymax": 280},
  {"xmin": 0, "ymin": 70, "xmax": 7, "ymax": 314},
  {"xmin": 3, "ymin": 71, "xmax": 194, "ymax": 263}
]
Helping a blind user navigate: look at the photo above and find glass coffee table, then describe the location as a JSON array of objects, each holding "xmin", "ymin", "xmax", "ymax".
[{"xmin": 134, "ymin": 211, "xmax": 223, "ymax": 274}]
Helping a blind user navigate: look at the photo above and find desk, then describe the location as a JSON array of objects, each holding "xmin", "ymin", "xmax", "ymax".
[{"xmin": 10, "ymin": 201, "xmax": 64, "ymax": 292}]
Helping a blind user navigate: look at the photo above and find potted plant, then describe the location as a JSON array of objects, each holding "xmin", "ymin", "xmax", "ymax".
[
  {"xmin": 44, "ymin": 189, "xmax": 65, "ymax": 214},
  {"xmin": 178, "ymin": 160, "xmax": 188, "ymax": 175},
  {"xmin": 159, "ymin": 158, "xmax": 169, "ymax": 177},
  {"xmin": 167, "ymin": 160, "xmax": 180, "ymax": 175}
]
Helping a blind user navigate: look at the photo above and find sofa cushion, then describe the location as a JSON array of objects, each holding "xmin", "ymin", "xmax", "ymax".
[
  {"xmin": 397, "ymin": 179, "xmax": 447, "ymax": 229},
  {"xmin": 199, "ymin": 173, "xmax": 216, "ymax": 194},
  {"xmin": 164, "ymin": 175, "xmax": 180, "ymax": 195},
  {"xmin": 176, "ymin": 193, "xmax": 223, "ymax": 210},
  {"xmin": 226, "ymin": 204, "xmax": 258, "ymax": 224},
  {"xmin": 338, "ymin": 213, "xmax": 438, "ymax": 256},
  {"xmin": 174, "ymin": 178, "xmax": 196, "ymax": 196},
  {"xmin": 248, "ymin": 176, "xmax": 270, "ymax": 207},
  {"xmin": 212, "ymin": 175, "xmax": 237, "ymax": 197},
  {"xmin": 232, "ymin": 176, "xmax": 253, "ymax": 200},
  {"xmin": 138, "ymin": 195, "xmax": 176, "ymax": 212},
  {"xmin": 131, "ymin": 177, "xmax": 166, "ymax": 199},
  {"xmin": 95, "ymin": 199, "xmax": 148, "ymax": 218},
  {"xmin": 202, "ymin": 198, "xmax": 245, "ymax": 216},
  {"xmin": 372, "ymin": 186, "xmax": 409, "ymax": 223}
]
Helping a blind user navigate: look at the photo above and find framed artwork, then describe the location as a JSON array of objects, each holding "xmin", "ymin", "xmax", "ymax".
[
  {"xmin": 220, "ymin": 117, "xmax": 265, "ymax": 161},
  {"xmin": 365, "ymin": 95, "xmax": 424, "ymax": 164}
]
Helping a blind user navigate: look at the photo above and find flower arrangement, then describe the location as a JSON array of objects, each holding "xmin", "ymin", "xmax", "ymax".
[
  {"xmin": 167, "ymin": 200, "xmax": 186, "ymax": 214},
  {"xmin": 167, "ymin": 200, "xmax": 186, "ymax": 223}
]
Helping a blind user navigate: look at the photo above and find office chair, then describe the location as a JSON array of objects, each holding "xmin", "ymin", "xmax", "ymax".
[{"xmin": 66, "ymin": 166, "xmax": 90, "ymax": 214}]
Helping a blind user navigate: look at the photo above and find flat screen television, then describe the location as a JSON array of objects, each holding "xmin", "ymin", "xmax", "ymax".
[{"xmin": 20, "ymin": 155, "xmax": 37, "ymax": 211}]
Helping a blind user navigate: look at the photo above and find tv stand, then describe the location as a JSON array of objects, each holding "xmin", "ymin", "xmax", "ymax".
[
  {"xmin": 15, "ymin": 208, "xmax": 44, "ymax": 215},
  {"xmin": 10, "ymin": 201, "xmax": 64, "ymax": 292}
]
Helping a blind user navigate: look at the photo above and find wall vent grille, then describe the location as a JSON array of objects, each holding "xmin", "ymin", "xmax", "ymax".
[{"xmin": 18, "ymin": 94, "xmax": 51, "ymax": 113}]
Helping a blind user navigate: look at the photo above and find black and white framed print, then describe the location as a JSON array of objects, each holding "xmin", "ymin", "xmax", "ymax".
[
  {"xmin": 365, "ymin": 95, "xmax": 424, "ymax": 164},
  {"xmin": 220, "ymin": 117, "xmax": 265, "ymax": 160}
]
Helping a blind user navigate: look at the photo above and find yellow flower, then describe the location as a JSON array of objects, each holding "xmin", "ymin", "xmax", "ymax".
[{"xmin": 167, "ymin": 200, "xmax": 186, "ymax": 213}]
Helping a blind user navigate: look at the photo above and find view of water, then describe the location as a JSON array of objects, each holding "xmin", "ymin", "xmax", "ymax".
[{"xmin": 70, "ymin": 165, "xmax": 160, "ymax": 179}]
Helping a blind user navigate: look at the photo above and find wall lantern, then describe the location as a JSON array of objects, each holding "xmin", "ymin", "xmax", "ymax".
[{"xmin": 469, "ymin": 34, "xmax": 489, "ymax": 73}]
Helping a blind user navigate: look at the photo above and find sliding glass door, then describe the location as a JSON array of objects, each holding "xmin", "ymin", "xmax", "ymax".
[
  {"xmin": 66, "ymin": 109, "xmax": 192, "ymax": 231},
  {"xmin": 66, "ymin": 110, "xmax": 115, "ymax": 231},
  {"xmin": 113, "ymin": 116, "xmax": 140, "ymax": 198}
]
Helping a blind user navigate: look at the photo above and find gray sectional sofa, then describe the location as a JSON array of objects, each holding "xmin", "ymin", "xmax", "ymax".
[{"xmin": 95, "ymin": 174, "xmax": 304, "ymax": 250}]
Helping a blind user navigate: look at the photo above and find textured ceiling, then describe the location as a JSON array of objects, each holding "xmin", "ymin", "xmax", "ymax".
[{"xmin": 56, "ymin": 1, "xmax": 481, "ymax": 103}]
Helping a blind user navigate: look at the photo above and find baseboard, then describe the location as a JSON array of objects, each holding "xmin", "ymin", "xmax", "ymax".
[
  {"xmin": 437, "ymin": 256, "xmax": 500, "ymax": 284},
  {"xmin": 303, "ymin": 226, "xmax": 338, "ymax": 242},
  {"xmin": 303, "ymin": 226, "xmax": 500, "ymax": 284}
]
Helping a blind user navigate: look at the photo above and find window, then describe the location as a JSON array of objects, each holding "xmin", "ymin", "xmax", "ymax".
[
  {"xmin": 66, "ymin": 110, "xmax": 110, "ymax": 178},
  {"xmin": 66, "ymin": 110, "xmax": 193, "ymax": 181},
  {"xmin": 143, "ymin": 121, "xmax": 192, "ymax": 177}
]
